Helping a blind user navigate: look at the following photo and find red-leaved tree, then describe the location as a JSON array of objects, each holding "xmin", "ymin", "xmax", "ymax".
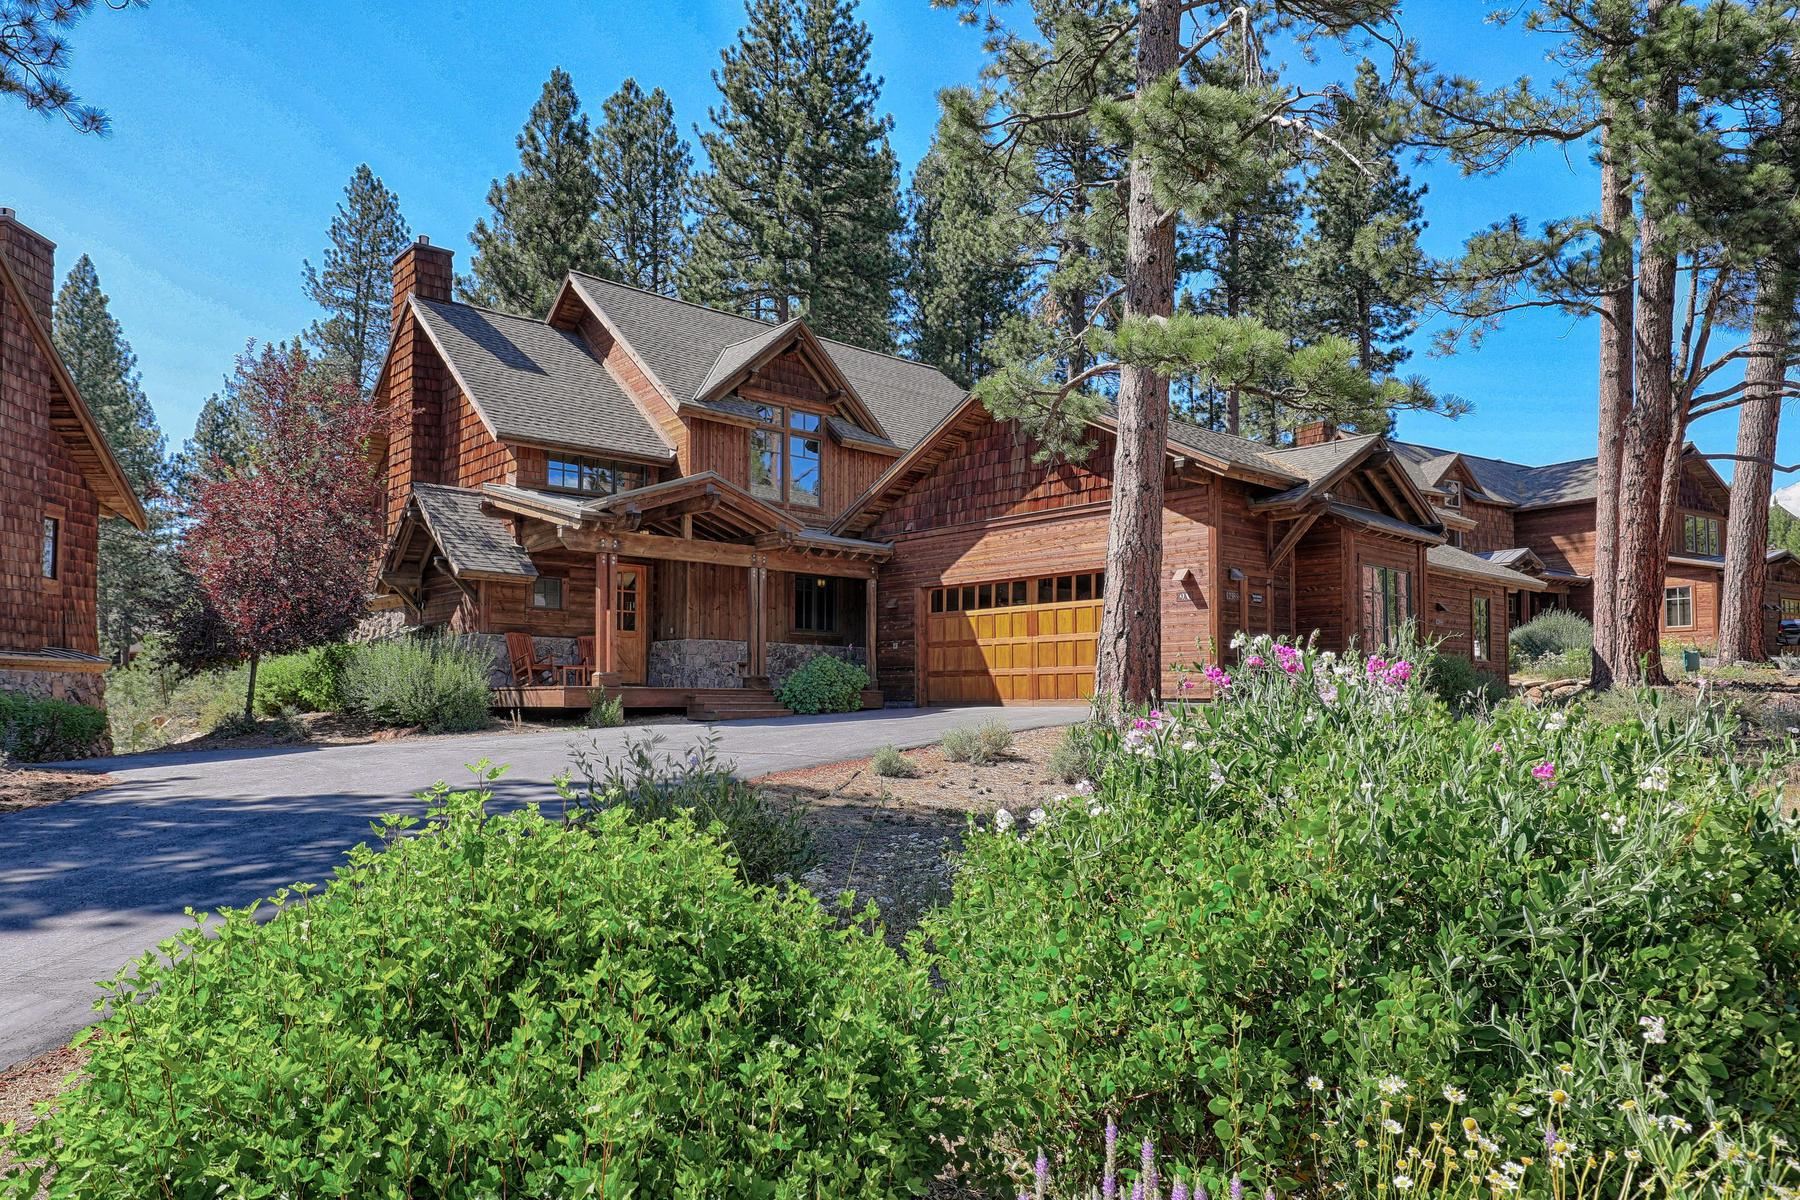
[{"xmin": 182, "ymin": 342, "xmax": 386, "ymax": 721}]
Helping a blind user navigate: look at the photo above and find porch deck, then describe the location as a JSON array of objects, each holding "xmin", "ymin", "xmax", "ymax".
[{"xmin": 491, "ymin": 685, "xmax": 886, "ymax": 722}]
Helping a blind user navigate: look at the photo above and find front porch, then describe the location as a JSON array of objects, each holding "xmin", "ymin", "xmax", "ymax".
[{"xmin": 379, "ymin": 474, "xmax": 892, "ymax": 713}]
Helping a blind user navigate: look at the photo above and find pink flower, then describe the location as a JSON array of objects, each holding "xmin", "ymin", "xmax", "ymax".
[
  {"xmin": 1179, "ymin": 676, "xmax": 1195, "ymax": 691},
  {"xmin": 1385, "ymin": 660, "xmax": 1414, "ymax": 685},
  {"xmin": 1532, "ymin": 761, "xmax": 1557, "ymax": 787},
  {"xmin": 1491, "ymin": 740, "xmax": 1505, "ymax": 753},
  {"xmin": 1367, "ymin": 656, "xmax": 1388, "ymax": 676},
  {"xmin": 1281, "ymin": 657, "xmax": 1302, "ymax": 675},
  {"xmin": 1203, "ymin": 664, "xmax": 1233, "ymax": 691},
  {"xmin": 1247, "ymin": 654, "xmax": 1266, "ymax": 668}
]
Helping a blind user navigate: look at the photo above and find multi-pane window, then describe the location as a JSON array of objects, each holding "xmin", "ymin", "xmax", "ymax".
[
  {"xmin": 531, "ymin": 577, "xmax": 563, "ymax": 610},
  {"xmin": 1664, "ymin": 586, "xmax": 1694, "ymax": 629},
  {"xmin": 1682, "ymin": 514, "xmax": 1721, "ymax": 556},
  {"xmin": 1360, "ymin": 564, "xmax": 1413, "ymax": 648},
  {"xmin": 793, "ymin": 574, "xmax": 838, "ymax": 632},
  {"xmin": 929, "ymin": 572, "xmax": 1105, "ymax": 613},
  {"xmin": 1442, "ymin": 480, "xmax": 1462, "ymax": 509},
  {"xmin": 546, "ymin": 456, "xmax": 648, "ymax": 496},
  {"xmin": 1784, "ymin": 597, "xmax": 1800, "ymax": 617},
  {"xmin": 40, "ymin": 517, "xmax": 58, "ymax": 579},
  {"xmin": 1471, "ymin": 595, "xmax": 1491, "ymax": 661},
  {"xmin": 749, "ymin": 405, "xmax": 824, "ymax": 506}
]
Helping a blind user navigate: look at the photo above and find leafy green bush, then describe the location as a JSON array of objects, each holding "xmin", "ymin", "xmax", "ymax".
[
  {"xmin": 105, "ymin": 638, "xmax": 251, "ymax": 752},
  {"xmin": 0, "ymin": 690, "xmax": 108, "ymax": 762},
  {"xmin": 871, "ymin": 744, "xmax": 918, "ymax": 778},
  {"xmin": 926, "ymin": 634, "xmax": 1800, "ymax": 1190},
  {"xmin": 1510, "ymin": 608, "xmax": 1593, "ymax": 663},
  {"xmin": 586, "ymin": 690, "xmax": 625, "ymax": 728},
  {"xmin": 776, "ymin": 654, "xmax": 868, "ymax": 714},
  {"xmin": 1047, "ymin": 723, "xmax": 1100, "ymax": 783},
  {"xmin": 253, "ymin": 643, "xmax": 350, "ymax": 715},
  {"xmin": 339, "ymin": 635, "xmax": 491, "ymax": 732},
  {"xmin": 563, "ymin": 732, "xmax": 815, "ymax": 885},
  {"xmin": 941, "ymin": 719, "xmax": 1013, "ymax": 765},
  {"xmin": 0, "ymin": 782, "xmax": 951, "ymax": 1197},
  {"xmin": 1425, "ymin": 650, "xmax": 1506, "ymax": 712}
]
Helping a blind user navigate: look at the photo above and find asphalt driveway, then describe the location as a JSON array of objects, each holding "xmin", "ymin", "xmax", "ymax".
[{"xmin": 0, "ymin": 705, "xmax": 1084, "ymax": 1070}]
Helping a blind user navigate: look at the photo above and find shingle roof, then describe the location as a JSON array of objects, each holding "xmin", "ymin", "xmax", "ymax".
[
  {"xmin": 1429, "ymin": 543, "xmax": 1548, "ymax": 591},
  {"xmin": 1136, "ymin": 410, "xmax": 1306, "ymax": 482},
  {"xmin": 412, "ymin": 484, "xmax": 537, "ymax": 580},
  {"xmin": 569, "ymin": 274, "xmax": 965, "ymax": 450},
  {"xmin": 1477, "ymin": 547, "xmax": 1543, "ymax": 570},
  {"xmin": 693, "ymin": 319, "xmax": 803, "ymax": 400},
  {"xmin": 1325, "ymin": 501, "xmax": 1443, "ymax": 543},
  {"xmin": 1258, "ymin": 433, "xmax": 1383, "ymax": 484},
  {"xmin": 412, "ymin": 298, "xmax": 674, "ymax": 462},
  {"xmin": 1387, "ymin": 442, "xmax": 1463, "ymax": 495},
  {"xmin": 1394, "ymin": 440, "xmax": 1597, "ymax": 509}
]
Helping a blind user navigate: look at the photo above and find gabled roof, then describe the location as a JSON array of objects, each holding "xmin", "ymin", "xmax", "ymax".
[
  {"xmin": 1259, "ymin": 433, "xmax": 1384, "ymax": 485},
  {"xmin": 1429, "ymin": 543, "xmax": 1549, "ymax": 591},
  {"xmin": 1392, "ymin": 440, "xmax": 1598, "ymax": 510},
  {"xmin": 410, "ymin": 297, "xmax": 674, "ymax": 463},
  {"xmin": 1160, "ymin": 411, "xmax": 1305, "ymax": 486},
  {"xmin": 1325, "ymin": 501, "xmax": 1445, "ymax": 544},
  {"xmin": 0, "ymin": 249, "xmax": 146, "ymax": 529},
  {"xmin": 383, "ymin": 483, "xmax": 537, "ymax": 583},
  {"xmin": 1477, "ymin": 547, "xmax": 1547, "ymax": 573},
  {"xmin": 485, "ymin": 471, "xmax": 805, "ymax": 543},
  {"xmin": 565, "ymin": 273, "xmax": 965, "ymax": 450}
]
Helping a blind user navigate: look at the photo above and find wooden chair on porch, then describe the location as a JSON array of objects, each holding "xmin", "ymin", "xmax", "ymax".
[
  {"xmin": 505, "ymin": 632, "xmax": 556, "ymax": 688},
  {"xmin": 559, "ymin": 636, "xmax": 597, "ymax": 686}
]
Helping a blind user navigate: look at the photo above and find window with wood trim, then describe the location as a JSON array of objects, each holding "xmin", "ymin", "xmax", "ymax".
[
  {"xmin": 546, "ymin": 455, "xmax": 648, "ymax": 497},
  {"xmin": 1783, "ymin": 596, "xmax": 1800, "ymax": 616},
  {"xmin": 41, "ymin": 517, "xmax": 59, "ymax": 580},
  {"xmin": 929, "ymin": 571, "xmax": 1105, "ymax": 614},
  {"xmin": 1682, "ymin": 514, "xmax": 1721, "ymax": 556},
  {"xmin": 1442, "ymin": 480, "xmax": 1462, "ymax": 509},
  {"xmin": 1471, "ymin": 595, "xmax": 1490, "ymax": 661},
  {"xmin": 792, "ymin": 574, "xmax": 838, "ymax": 633},
  {"xmin": 749, "ymin": 405, "xmax": 824, "ymax": 506},
  {"xmin": 1664, "ymin": 585, "xmax": 1694, "ymax": 629},
  {"xmin": 531, "ymin": 577, "xmax": 564, "ymax": 610},
  {"xmin": 1359, "ymin": 564, "xmax": 1413, "ymax": 648}
]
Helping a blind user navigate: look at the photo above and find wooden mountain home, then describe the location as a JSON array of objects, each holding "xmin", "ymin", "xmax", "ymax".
[
  {"xmin": 0, "ymin": 208, "xmax": 147, "ymax": 709},
  {"xmin": 369, "ymin": 235, "xmax": 1775, "ymax": 715}
]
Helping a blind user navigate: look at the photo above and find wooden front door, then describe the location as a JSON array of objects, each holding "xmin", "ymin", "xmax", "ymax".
[
  {"xmin": 923, "ymin": 571, "xmax": 1103, "ymax": 704},
  {"xmin": 613, "ymin": 563, "xmax": 649, "ymax": 684}
]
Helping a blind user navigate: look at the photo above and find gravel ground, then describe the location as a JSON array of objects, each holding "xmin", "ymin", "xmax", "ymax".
[{"xmin": 0, "ymin": 769, "xmax": 111, "ymax": 814}]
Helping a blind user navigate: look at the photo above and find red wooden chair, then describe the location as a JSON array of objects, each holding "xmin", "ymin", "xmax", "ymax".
[
  {"xmin": 505, "ymin": 632, "xmax": 555, "ymax": 687},
  {"xmin": 560, "ymin": 636, "xmax": 598, "ymax": 686}
]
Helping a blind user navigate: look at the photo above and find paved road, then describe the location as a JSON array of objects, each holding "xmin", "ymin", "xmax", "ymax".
[{"xmin": 0, "ymin": 705, "xmax": 1084, "ymax": 1070}]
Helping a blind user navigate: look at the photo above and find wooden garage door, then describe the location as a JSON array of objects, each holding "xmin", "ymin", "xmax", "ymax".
[{"xmin": 924, "ymin": 571, "xmax": 1104, "ymax": 704}]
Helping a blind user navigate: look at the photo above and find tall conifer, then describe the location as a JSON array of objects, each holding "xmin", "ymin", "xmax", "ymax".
[
  {"xmin": 684, "ymin": 0, "xmax": 903, "ymax": 348},
  {"xmin": 462, "ymin": 68, "xmax": 604, "ymax": 315},
  {"xmin": 592, "ymin": 79, "xmax": 693, "ymax": 295},
  {"xmin": 302, "ymin": 165, "xmax": 410, "ymax": 394}
]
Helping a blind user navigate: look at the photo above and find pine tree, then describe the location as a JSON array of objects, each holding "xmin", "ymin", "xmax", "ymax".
[
  {"xmin": 901, "ymin": 105, "xmax": 1027, "ymax": 388},
  {"xmin": 53, "ymin": 254, "xmax": 176, "ymax": 656},
  {"xmin": 302, "ymin": 164, "xmax": 410, "ymax": 394},
  {"xmin": 592, "ymin": 79, "xmax": 692, "ymax": 295},
  {"xmin": 0, "ymin": 0, "xmax": 143, "ymax": 134},
  {"xmin": 1771, "ymin": 503, "xmax": 1800, "ymax": 556},
  {"xmin": 683, "ymin": 0, "xmax": 903, "ymax": 349},
  {"xmin": 461, "ymin": 68, "xmax": 604, "ymax": 316},
  {"xmin": 1294, "ymin": 62, "xmax": 1426, "ymax": 386},
  {"xmin": 174, "ymin": 384, "xmax": 254, "ymax": 504}
]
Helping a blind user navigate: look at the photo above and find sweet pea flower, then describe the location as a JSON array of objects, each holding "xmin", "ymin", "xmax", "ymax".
[
  {"xmin": 1247, "ymin": 654, "xmax": 1266, "ymax": 668},
  {"xmin": 1532, "ymin": 761, "xmax": 1557, "ymax": 787},
  {"xmin": 1203, "ymin": 664, "xmax": 1233, "ymax": 690}
]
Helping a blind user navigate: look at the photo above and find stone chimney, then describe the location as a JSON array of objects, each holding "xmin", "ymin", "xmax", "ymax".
[
  {"xmin": 0, "ymin": 208, "xmax": 57, "ymax": 325},
  {"xmin": 391, "ymin": 234, "xmax": 454, "ymax": 329},
  {"xmin": 1293, "ymin": 419, "xmax": 1338, "ymax": 448}
]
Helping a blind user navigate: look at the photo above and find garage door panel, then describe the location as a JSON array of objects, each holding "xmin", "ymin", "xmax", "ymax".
[{"xmin": 925, "ymin": 574, "xmax": 1103, "ymax": 706}]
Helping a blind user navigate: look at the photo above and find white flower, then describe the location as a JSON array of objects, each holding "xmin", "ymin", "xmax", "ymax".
[
  {"xmin": 1317, "ymin": 683, "xmax": 1340, "ymax": 705},
  {"xmin": 1444, "ymin": 1086, "xmax": 1467, "ymax": 1104},
  {"xmin": 1383, "ymin": 1118, "xmax": 1405, "ymax": 1135},
  {"xmin": 1088, "ymin": 802, "xmax": 1110, "ymax": 816},
  {"xmin": 1502, "ymin": 1161, "xmax": 1526, "ymax": 1178},
  {"xmin": 1307, "ymin": 1075, "xmax": 1325, "ymax": 1092},
  {"xmin": 1487, "ymin": 1171, "xmax": 1519, "ymax": 1192},
  {"xmin": 1378, "ymin": 1074, "xmax": 1407, "ymax": 1096},
  {"xmin": 992, "ymin": 808, "xmax": 1015, "ymax": 832},
  {"xmin": 1545, "ymin": 711, "xmax": 1568, "ymax": 731},
  {"xmin": 1181, "ymin": 738, "xmax": 1197, "ymax": 751},
  {"xmin": 1603, "ymin": 811, "xmax": 1628, "ymax": 836},
  {"xmin": 1639, "ymin": 764, "xmax": 1671, "ymax": 793},
  {"xmin": 1639, "ymin": 1014, "xmax": 1666, "ymax": 1045},
  {"xmin": 1511, "ymin": 1104, "xmax": 1536, "ymax": 1118},
  {"xmin": 1209, "ymin": 766, "xmax": 1226, "ymax": 786},
  {"xmin": 1028, "ymin": 807, "xmax": 1047, "ymax": 827},
  {"xmin": 1392, "ymin": 1175, "xmax": 1414, "ymax": 1191},
  {"xmin": 1074, "ymin": 780, "xmax": 1094, "ymax": 795}
]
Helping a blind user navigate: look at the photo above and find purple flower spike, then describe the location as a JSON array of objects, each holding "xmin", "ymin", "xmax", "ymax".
[
  {"xmin": 1173, "ymin": 1181, "xmax": 1191, "ymax": 1200},
  {"xmin": 1266, "ymin": 1189, "xmax": 1277, "ymax": 1200},
  {"xmin": 1036, "ymin": 1150, "xmax": 1050, "ymax": 1200},
  {"xmin": 1106, "ymin": 1116, "xmax": 1119, "ymax": 1152},
  {"xmin": 1142, "ymin": 1137, "xmax": 1159, "ymax": 1195},
  {"xmin": 1103, "ymin": 1115, "xmax": 1120, "ymax": 1199},
  {"xmin": 1544, "ymin": 1123, "xmax": 1558, "ymax": 1154},
  {"xmin": 1196, "ymin": 1186, "xmax": 1210, "ymax": 1200},
  {"xmin": 1230, "ymin": 1174, "xmax": 1245, "ymax": 1200},
  {"xmin": 1131, "ymin": 1182, "xmax": 1144, "ymax": 1200}
]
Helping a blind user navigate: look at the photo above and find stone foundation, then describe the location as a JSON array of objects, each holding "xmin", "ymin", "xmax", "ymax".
[
  {"xmin": 0, "ymin": 666, "xmax": 106, "ymax": 708},
  {"xmin": 647, "ymin": 639, "xmax": 866, "ymax": 690},
  {"xmin": 466, "ymin": 633, "xmax": 582, "ymax": 689}
]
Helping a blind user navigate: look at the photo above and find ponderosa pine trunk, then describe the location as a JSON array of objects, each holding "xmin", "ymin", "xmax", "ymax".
[
  {"xmin": 1718, "ymin": 277, "xmax": 1786, "ymax": 661},
  {"xmin": 1095, "ymin": 0, "xmax": 1179, "ymax": 708},
  {"xmin": 1591, "ymin": 108, "xmax": 1633, "ymax": 689}
]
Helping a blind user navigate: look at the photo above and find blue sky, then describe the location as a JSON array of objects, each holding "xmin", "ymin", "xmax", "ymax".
[{"xmin": 7, "ymin": 0, "xmax": 1796, "ymax": 502}]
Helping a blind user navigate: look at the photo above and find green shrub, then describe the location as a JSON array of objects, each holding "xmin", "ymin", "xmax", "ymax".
[
  {"xmin": 563, "ymin": 732, "xmax": 815, "ymax": 885},
  {"xmin": 1425, "ymin": 650, "xmax": 1507, "ymax": 712},
  {"xmin": 776, "ymin": 653, "xmax": 868, "ymax": 714},
  {"xmin": 927, "ymin": 634, "xmax": 1800, "ymax": 1190},
  {"xmin": 340, "ymin": 635, "xmax": 491, "ymax": 732},
  {"xmin": 0, "ymin": 782, "xmax": 951, "ymax": 1198},
  {"xmin": 1510, "ymin": 608, "xmax": 1593, "ymax": 663},
  {"xmin": 0, "ymin": 690, "xmax": 108, "ymax": 762},
  {"xmin": 1047, "ymin": 723, "xmax": 1100, "ymax": 783},
  {"xmin": 586, "ymin": 690, "xmax": 625, "ymax": 729},
  {"xmin": 871, "ymin": 744, "xmax": 918, "ymax": 778},
  {"xmin": 941, "ymin": 719, "xmax": 1013, "ymax": 765},
  {"xmin": 105, "ymin": 641, "xmax": 251, "ymax": 752},
  {"xmin": 252, "ymin": 643, "xmax": 350, "ymax": 715}
]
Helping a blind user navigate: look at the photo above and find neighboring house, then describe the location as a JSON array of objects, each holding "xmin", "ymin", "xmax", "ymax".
[{"xmin": 0, "ymin": 209, "xmax": 147, "ymax": 709}]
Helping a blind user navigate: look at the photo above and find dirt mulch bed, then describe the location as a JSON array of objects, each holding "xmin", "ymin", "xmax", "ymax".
[
  {"xmin": 0, "ymin": 1041, "xmax": 90, "ymax": 1175},
  {"xmin": 755, "ymin": 725, "xmax": 1075, "ymax": 937},
  {"xmin": 0, "ymin": 767, "xmax": 113, "ymax": 813}
]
